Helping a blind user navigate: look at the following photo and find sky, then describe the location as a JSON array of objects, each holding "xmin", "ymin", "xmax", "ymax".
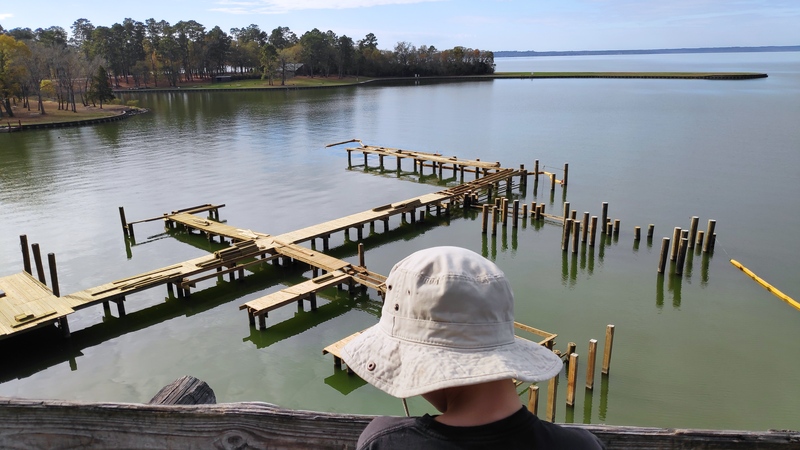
[{"xmin": 1, "ymin": 0, "xmax": 798, "ymax": 52}]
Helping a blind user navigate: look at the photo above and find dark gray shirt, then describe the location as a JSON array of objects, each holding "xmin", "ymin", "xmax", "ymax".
[{"xmin": 356, "ymin": 406, "xmax": 605, "ymax": 449}]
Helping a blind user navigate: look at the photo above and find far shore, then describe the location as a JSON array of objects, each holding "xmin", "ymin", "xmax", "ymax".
[{"xmin": 2, "ymin": 71, "xmax": 767, "ymax": 131}]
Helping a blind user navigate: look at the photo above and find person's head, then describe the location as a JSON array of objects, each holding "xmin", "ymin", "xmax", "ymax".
[{"xmin": 341, "ymin": 246, "xmax": 562, "ymax": 400}]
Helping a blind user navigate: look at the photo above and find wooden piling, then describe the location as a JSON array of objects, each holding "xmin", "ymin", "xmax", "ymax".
[
  {"xmin": 670, "ymin": 228, "xmax": 682, "ymax": 261},
  {"xmin": 527, "ymin": 385, "xmax": 539, "ymax": 415},
  {"xmin": 676, "ymin": 237, "xmax": 689, "ymax": 276},
  {"xmin": 658, "ymin": 237, "xmax": 670, "ymax": 274},
  {"xmin": 582, "ymin": 213, "xmax": 589, "ymax": 243},
  {"xmin": 601, "ymin": 203, "xmax": 608, "ymax": 235},
  {"xmin": 358, "ymin": 243, "xmax": 365, "ymax": 268},
  {"xmin": 550, "ymin": 173, "xmax": 556, "ymax": 191},
  {"xmin": 601, "ymin": 324, "xmax": 615, "ymax": 375},
  {"xmin": 605, "ymin": 222, "xmax": 613, "ymax": 235},
  {"xmin": 521, "ymin": 203, "xmax": 528, "ymax": 221},
  {"xmin": 119, "ymin": 207, "xmax": 128, "ymax": 237},
  {"xmin": 688, "ymin": 216, "xmax": 699, "ymax": 249},
  {"xmin": 586, "ymin": 339, "xmax": 598, "ymax": 390},
  {"xmin": 396, "ymin": 156, "xmax": 402, "ymax": 172},
  {"xmin": 347, "ymin": 150, "xmax": 352, "ymax": 166},
  {"xmin": 589, "ymin": 216, "xmax": 598, "ymax": 247},
  {"xmin": 634, "ymin": 226, "xmax": 641, "ymax": 241},
  {"xmin": 703, "ymin": 220, "xmax": 716, "ymax": 253},
  {"xmin": 534, "ymin": 159, "xmax": 539, "ymax": 182},
  {"xmin": 567, "ymin": 342, "xmax": 576, "ymax": 356},
  {"xmin": 572, "ymin": 221, "xmax": 580, "ymax": 254},
  {"xmin": 31, "ymin": 243, "xmax": 46, "ymax": 284},
  {"xmin": 19, "ymin": 235, "xmax": 32, "ymax": 274},
  {"xmin": 491, "ymin": 206, "xmax": 498, "ymax": 236},
  {"xmin": 481, "ymin": 205, "xmax": 489, "ymax": 234},
  {"xmin": 563, "ymin": 163, "xmax": 569, "ymax": 187},
  {"xmin": 563, "ymin": 202, "xmax": 570, "ymax": 222},
  {"xmin": 513, "ymin": 200, "xmax": 520, "ymax": 228},
  {"xmin": 47, "ymin": 253, "xmax": 60, "ymax": 297},
  {"xmin": 502, "ymin": 199, "xmax": 509, "ymax": 227},
  {"xmin": 567, "ymin": 353, "xmax": 578, "ymax": 407},
  {"xmin": 647, "ymin": 224, "xmax": 655, "ymax": 239},
  {"xmin": 562, "ymin": 219, "xmax": 573, "ymax": 252},
  {"xmin": 546, "ymin": 374, "xmax": 559, "ymax": 422}
]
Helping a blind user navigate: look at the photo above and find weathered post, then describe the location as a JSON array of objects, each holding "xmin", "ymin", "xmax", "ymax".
[
  {"xmin": 657, "ymin": 237, "xmax": 670, "ymax": 274},
  {"xmin": 502, "ymin": 198, "xmax": 509, "ymax": 227},
  {"xmin": 613, "ymin": 219, "xmax": 620, "ymax": 236},
  {"xmin": 31, "ymin": 243, "xmax": 47, "ymax": 284},
  {"xmin": 528, "ymin": 385, "xmax": 539, "ymax": 415},
  {"xmin": 647, "ymin": 224, "xmax": 655, "ymax": 239},
  {"xmin": 491, "ymin": 206, "xmax": 498, "ymax": 236},
  {"xmin": 563, "ymin": 202, "xmax": 570, "ymax": 221},
  {"xmin": 513, "ymin": 200, "xmax": 520, "ymax": 228},
  {"xmin": 481, "ymin": 205, "xmax": 489, "ymax": 234},
  {"xmin": 19, "ymin": 235, "xmax": 32, "ymax": 274},
  {"xmin": 601, "ymin": 324, "xmax": 615, "ymax": 375},
  {"xmin": 550, "ymin": 173, "xmax": 556, "ymax": 192},
  {"xmin": 534, "ymin": 159, "xmax": 540, "ymax": 182},
  {"xmin": 586, "ymin": 339, "xmax": 598, "ymax": 390},
  {"xmin": 589, "ymin": 216, "xmax": 598, "ymax": 247},
  {"xmin": 358, "ymin": 243, "xmax": 365, "ymax": 268},
  {"xmin": 676, "ymin": 237, "xmax": 689, "ymax": 276},
  {"xmin": 546, "ymin": 374, "xmax": 559, "ymax": 422},
  {"xmin": 671, "ymin": 227, "xmax": 682, "ymax": 261},
  {"xmin": 572, "ymin": 221, "xmax": 580, "ymax": 254},
  {"xmin": 47, "ymin": 253, "xmax": 60, "ymax": 297},
  {"xmin": 703, "ymin": 220, "xmax": 717, "ymax": 253},
  {"xmin": 634, "ymin": 226, "xmax": 641, "ymax": 241},
  {"xmin": 582, "ymin": 212, "xmax": 589, "ymax": 243},
  {"xmin": 601, "ymin": 202, "xmax": 608, "ymax": 235},
  {"xmin": 562, "ymin": 219, "xmax": 573, "ymax": 252},
  {"xmin": 688, "ymin": 216, "xmax": 699, "ymax": 249},
  {"xmin": 118, "ymin": 207, "xmax": 129, "ymax": 238},
  {"xmin": 567, "ymin": 353, "xmax": 578, "ymax": 407},
  {"xmin": 563, "ymin": 163, "xmax": 569, "ymax": 187}
]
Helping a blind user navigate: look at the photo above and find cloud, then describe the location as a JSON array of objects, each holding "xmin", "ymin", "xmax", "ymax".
[
  {"xmin": 212, "ymin": 0, "xmax": 444, "ymax": 14},
  {"xmin": 0, "ymin": 13, "xmax": 14, "ymax": 20}
]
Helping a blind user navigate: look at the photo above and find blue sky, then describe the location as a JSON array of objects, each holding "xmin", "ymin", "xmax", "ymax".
[{"xmin": 1, "ymin": 0, "xmax": 798, "ymax": 52}]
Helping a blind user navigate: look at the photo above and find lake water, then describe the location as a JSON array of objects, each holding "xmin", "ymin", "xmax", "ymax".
[{"xmin": 1, "ymin": 52, "xmax": 798, "ymax": 431}]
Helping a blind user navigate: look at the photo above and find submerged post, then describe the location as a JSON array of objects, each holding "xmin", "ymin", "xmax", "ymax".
[
  {"xmin": 572, "ymin": 221, "xmax": 580, "ymax": 254},
  {"xmin": 582, "ymin": 212, "xmax": 589, "ymax": 243},
  {"xmin": 546, "ymin": 374, "xmax": 559, "ymax": 422},
  {"xmin": 513, "ymin": 200, "xmax": 520, "ymax": 228},
  {"xmin": 688, "ymin": 216, "xmax": 699, "ymax": 249},
  {"xmin": 589, "ymin": 216, "xmax": 598, "ymax": 247},
  {"xmin": 358, "ymin": 243, "xmax": 365, "ymax": 268},
  {"xmin": 563, "ymin": 163, "xmax": 569, "ymax": 187},
  {"xmin": 481, "ymin": 205, "xmax": 489, "ymax": 234},
  {"xmin": 534, "ymin": 159, "xmax": 540, "ymax": 182}
]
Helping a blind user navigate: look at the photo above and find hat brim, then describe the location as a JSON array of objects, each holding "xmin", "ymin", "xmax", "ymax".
[{"xmin": 341, "ymin": 323, "xmax": 563, "ymax": 399}]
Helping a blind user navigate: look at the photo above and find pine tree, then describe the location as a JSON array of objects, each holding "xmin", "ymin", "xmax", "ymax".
[{"xmin": 87, "ymin": 65, "xmax": 115, "ymax": 108}]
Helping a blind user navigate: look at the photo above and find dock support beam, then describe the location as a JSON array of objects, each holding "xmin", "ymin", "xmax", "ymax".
[
  {"xmin": 19, "ymin": 235, "xmax": 32, "ymax": 274},
  {"xmin": 31, "ymin": 243, "xmax": 46, "ymax": 284},
  {"xmin": 47, "ymin": 253, "xmax": 60, "ymax": 297}
]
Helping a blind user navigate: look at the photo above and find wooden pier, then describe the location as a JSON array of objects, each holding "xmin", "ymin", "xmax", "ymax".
[{"xmin": 3, "ymin": 152, "xmax": 528, "ymax": 341}]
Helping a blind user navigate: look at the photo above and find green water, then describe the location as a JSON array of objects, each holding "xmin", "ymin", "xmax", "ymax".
[{"xmin": 0, "ymin": 52, "xmax": 798, "ymax": 431}]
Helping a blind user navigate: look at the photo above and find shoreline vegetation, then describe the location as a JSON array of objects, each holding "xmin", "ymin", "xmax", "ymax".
[{"xmin": 1, "ymin": 71, "xmax": 767, "ymax": 131}]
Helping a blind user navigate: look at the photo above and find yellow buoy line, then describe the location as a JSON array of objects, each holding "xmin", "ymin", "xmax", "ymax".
[{"xmin": 729, "ymin": 259, "xmax": 800, "ymax": 311}]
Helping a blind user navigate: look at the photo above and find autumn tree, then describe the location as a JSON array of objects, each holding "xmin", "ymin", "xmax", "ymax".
[{"xmin": 0, "ymin": 34, "xmax": 30, "ymax": 117}]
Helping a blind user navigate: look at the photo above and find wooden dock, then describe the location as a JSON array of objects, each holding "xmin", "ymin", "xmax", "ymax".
[
  {"xmin": 0, "ymin": 272, "xmax": 73, "ymax": 339},
  {"xmin": 3, "ymin": 146, "xmax": 536, "ymax": 341}
]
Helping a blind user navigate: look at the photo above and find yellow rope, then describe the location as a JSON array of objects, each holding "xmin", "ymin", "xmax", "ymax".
[{"xmin": 730, "ymin": 259, "xmax": 800, "ymax": 311}]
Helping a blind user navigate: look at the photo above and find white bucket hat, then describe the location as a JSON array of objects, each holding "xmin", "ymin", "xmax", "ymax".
[{"xmin": 341, "ymin": 246, "xmax": 562, "ymax": 399}]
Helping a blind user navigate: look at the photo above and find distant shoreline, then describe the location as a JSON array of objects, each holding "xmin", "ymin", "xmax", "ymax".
[{"xmin": 494, "ymin": 45, "xmax": 800, "ymax": 58}]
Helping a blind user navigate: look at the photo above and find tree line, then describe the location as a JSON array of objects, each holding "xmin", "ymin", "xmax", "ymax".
[{"xmin": 0, "ymin": 19, "xmax": 495, "ymax": 117}]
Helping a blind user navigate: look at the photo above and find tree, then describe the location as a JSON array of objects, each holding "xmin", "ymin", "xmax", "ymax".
[
  {"xmin": 205, "ymin": 26, "xmax": 230, "ymax": 76},
  {"xmin": 260, "ymin": 43, "xmax": 278, "ymax": 85},
  {"xmin": 21, "ymin": 40, "xmax": 49, "ymax": 114},
  {"xmin": 0, "ymin": 35, "xmax": 30, "ymax": 117},
  {"xmin": 70, "ymin": 19, "xmax": 95, "ymax": 55},
  {"xmin": 336, "ymin": 36, "xmax": 355, "ymax": 78},
  {"xmin": 87, "ymin": 65, "xmax": 114, "ymax": 108}
]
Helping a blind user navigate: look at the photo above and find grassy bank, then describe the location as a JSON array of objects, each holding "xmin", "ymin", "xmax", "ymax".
[{"xmin": 2, "ymin": 102, "xmax": 130, "ymax": 127}]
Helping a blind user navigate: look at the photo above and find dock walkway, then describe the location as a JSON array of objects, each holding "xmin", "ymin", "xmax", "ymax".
[{"xmin": 4, "ymin": 149, "xmax": 526, "ymax": 341}]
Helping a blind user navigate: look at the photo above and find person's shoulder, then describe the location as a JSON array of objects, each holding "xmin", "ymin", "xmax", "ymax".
[
  {"xmin": 533, "ymin": 417, "xmax": 606, "ymax": 449},
  {"xmin": 356, "ymin": 415, "xmax": 419, "ymax": 449}
]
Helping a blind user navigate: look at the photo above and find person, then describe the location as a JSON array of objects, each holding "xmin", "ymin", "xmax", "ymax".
[{"xmin": 342, "ymin": 246, "xmax": 605, "ymax": 449}]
